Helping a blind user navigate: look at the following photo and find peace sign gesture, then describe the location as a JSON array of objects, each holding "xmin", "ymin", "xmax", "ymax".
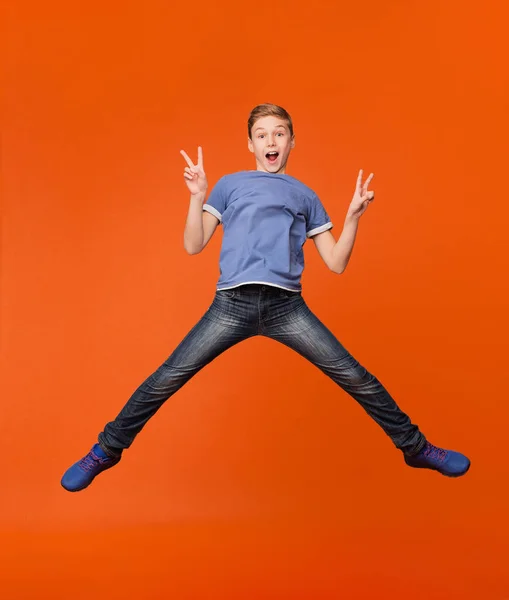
[
  {"xmin": 347, "ymin": 169, "xmax": 375, "ymax": 219},
  {"xmin": 180, "ymin": 146, "xmax": 208, "ymax": 196}
]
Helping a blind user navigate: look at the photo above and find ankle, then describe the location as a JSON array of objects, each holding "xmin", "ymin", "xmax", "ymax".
[
  {"xmin": 98, "ymin": 442, "xmax": 122, "ymax": 459},
  {"xmin": 404, "ymin": 439, "xmax": 428, "ymax": 458}
]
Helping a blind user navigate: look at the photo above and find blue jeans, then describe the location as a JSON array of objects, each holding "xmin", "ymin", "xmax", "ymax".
[{"xmin": 98, "ymin": 284, "xmax": 426, "ymax": 457}]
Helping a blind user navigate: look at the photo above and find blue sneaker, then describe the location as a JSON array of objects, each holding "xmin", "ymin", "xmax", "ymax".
[
  {"xmin": 61, "ymin": 444, "xmax": 121, "ymax": 492},
  {"xmin": 404, "ymin": 441, "xmax": 470, "ymax": 477}
]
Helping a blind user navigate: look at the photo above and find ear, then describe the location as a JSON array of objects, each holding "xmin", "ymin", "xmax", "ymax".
[
  {"xmin": 247, "ymin": 137, "xmax": 254, "ymax": 153},
  {"xmin": 290, "ymin": 135, "xmax": 296, "ymax": 149}
]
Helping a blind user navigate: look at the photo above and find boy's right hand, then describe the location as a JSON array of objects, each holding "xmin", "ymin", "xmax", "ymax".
[{"xmin": 180, "ymin": 147, "xmax": 208, "ymax": 197}]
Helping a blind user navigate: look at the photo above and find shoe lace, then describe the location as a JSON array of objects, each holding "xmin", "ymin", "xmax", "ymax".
[
  {"xmin": 79, "ymin": 451, "xmax": 105, "ymax": 472},
  {"xmin": 423, "ymin": 442, "xmax": 447, "ymax": 462}
]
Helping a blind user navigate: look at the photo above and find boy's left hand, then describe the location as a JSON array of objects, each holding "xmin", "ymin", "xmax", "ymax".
[{"xmin": 347, "ymin": 170, "xmax": 375, "ymax": 219}]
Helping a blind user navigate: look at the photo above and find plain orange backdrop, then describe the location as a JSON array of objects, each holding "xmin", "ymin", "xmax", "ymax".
[{"xmin": 2, "ymin": 0, "xmax": 508, "ymax": 598}]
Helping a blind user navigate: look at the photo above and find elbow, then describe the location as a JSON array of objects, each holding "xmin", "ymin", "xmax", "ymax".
[
  {"xmin": 184, "ymin": 243, "xmax": 202, "ymax": 255},
  {"xmin": 328, "ymin": 252, "xmax": 346, "ymax": 274},
  {"xmin": 183, "ymin": 236, "xmax": 203, "ymax": 255},
  {"xmin": 330, "ymin": 264, "xmax": 345, "ymax": 275}
]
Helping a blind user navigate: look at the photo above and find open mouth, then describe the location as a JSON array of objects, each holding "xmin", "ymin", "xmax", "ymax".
[{"xmin": 266, "ymin": 151, "xmax": 279, "ymax": 164}]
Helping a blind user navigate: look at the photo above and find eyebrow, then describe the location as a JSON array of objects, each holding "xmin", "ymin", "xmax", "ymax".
[{"xmin": 254, "ymin": 125, "xmax": 286, "ymax": 132}]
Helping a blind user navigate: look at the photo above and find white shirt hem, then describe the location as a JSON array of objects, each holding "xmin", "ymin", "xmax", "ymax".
[
  {"xmin": 216, "ymin": 282, "xmax": 301, "ymax": 292},
  {"xmin": 306, "ymin": 222, "xmax": 333, "ymax": 238},
  {"xmin": 203, "ymin": 204, "xmax": 222, "ymax": 222}
]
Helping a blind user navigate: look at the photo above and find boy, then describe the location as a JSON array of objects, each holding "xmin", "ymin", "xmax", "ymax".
[{"xmin": 61, "ymin": 104, "xmax": 470, "ymax": 492}]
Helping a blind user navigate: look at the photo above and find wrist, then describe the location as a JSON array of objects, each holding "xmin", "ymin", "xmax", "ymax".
[
  {"xmin": 344, "ymin": 212, "xmax": 360, "ymax": 226},
  {"xmin": 190, "ymin": 190, "xmax": 207, "ymax": 202}
]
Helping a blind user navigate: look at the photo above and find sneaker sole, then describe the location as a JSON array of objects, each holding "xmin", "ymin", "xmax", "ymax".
[
  {"xmin": 405, "ymin": 460, "xmax": 471, "ymax": 477},
  {"xmin": 61, "ymin": 480, "xmax": 93, "ymax": 492},
  {"xmin": 442, "ymin": 461, "xmax": 471, "ymax": 478}
]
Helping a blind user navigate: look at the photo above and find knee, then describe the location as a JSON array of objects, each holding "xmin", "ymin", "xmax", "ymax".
[
  {"xmin": 345, "ymin": 365, "xmax": 370, "ymax": 386},
  {"xmin": 145, "ymin": 362, "xmax": 187, "ymax": 391},
  {"xmin": 338, "ymin": 358, "xmax": 375, "ymax": 387}
]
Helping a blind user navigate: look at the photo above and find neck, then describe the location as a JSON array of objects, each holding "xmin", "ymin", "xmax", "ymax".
[{"xmin": 255, "ymin": 163, "xmax": 287, "ymax": 175}]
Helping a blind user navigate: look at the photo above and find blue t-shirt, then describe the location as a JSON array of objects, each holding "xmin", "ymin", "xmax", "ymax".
[{"xmin": 203, "ymin": 170, "xmax": 333, "ymax": 292}]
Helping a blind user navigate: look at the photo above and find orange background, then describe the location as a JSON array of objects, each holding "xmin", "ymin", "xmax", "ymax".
[{"xmin": 2, "ymin": 0, "xmax": 508, "ymax": 598}]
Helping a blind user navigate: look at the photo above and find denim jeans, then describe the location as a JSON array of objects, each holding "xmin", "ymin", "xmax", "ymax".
[{"xmin": 98, "ymin": 284, "xmax": 426, "ymax": 457}]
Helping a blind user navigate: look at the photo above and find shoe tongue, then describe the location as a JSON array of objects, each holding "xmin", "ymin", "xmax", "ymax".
[{"xmin": 93, "ymin": 444, "xmax": 110, "ymax": 459}]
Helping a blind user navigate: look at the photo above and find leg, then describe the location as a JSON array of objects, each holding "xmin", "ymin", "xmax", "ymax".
[
  {"xmin": 61, "ymin": 291, "xmax": 257, "ymax": 491},
  {"xmin": 98, "ymin": 298, "xmax": 255, "ymax": 455},
  {"xmin": 263, "ymin": 296, "xmax": 426, "ymax": 455}
]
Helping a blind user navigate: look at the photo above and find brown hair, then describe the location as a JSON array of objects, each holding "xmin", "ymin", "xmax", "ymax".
[{"xmin": 248, "ymin": 104, "xmax": 294, "ymax": 139}]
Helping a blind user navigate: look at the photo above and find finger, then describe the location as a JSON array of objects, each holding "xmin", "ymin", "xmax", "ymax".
[
  {"xmin": 197, "ymin": 146, "xmax": 203, "ymax": 168},
  {"xmin": 367, "ymin": 191, "xmax": 375, "ymax": 201},
  {"xmin": 184, "ymin": 173, "xmax": 194, "ymax": 180},
  {"xmin": 363, "ymin": 173, "xmax": 374, "ymax": 190},
  {"xmin": 356, "ymin": 169, "xmax": 363, "ymax": 191},
  {"xmin": 180, "ymin": 150, "xmax": 195, "ymax": 169},
  {"xmin": 185, "ymin": 167, "xmax": 196, "ymax": 176},
  {"xmin": 362, "ymin": 176, "xmax": 374, "ymax": 195}
]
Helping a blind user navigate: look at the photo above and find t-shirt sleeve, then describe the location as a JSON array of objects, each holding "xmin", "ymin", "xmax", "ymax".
[
  {"xmin": 306, "ymin": 192, "xmax": 333, "ymax": 238},
  {"xmin": 203, "ymin": 176, "xmax": 228, "ymax": 223}
]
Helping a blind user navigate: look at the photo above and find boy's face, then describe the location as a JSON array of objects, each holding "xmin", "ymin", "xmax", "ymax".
[{"xmin": 248, "ymin": 115, "xmax": 295, "ymax": 174}]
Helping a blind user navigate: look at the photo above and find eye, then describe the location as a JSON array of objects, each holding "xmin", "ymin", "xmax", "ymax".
[
  {"xmin": 276, "ymin": 132, "xmax": 284, "ymax": 136},
  {"xmin": 258, "ymin": 134, "xmax": 265, "ymax": 138}
]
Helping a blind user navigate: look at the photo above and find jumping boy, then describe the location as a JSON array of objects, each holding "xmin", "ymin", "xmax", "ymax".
[{"xmin": 61, "ymin": 104, "xmax": 470, "ymax": 492}]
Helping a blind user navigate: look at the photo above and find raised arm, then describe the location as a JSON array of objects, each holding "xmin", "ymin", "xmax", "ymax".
[
  {"xmin": 181, "ymin": 147, "xmax": 220, "ymax": 255},
  {"xmin": 313, "ymin": 169, "xmax": 375, "ymax": 274}
]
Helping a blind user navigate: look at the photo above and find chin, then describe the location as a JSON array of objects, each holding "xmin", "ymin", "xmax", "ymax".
[
  {"xmin": 267, "ymin": 161, "xmax": 286, "ymax": 174},
  {"xmin": 257, "ymin": 157, "xmax": 287, "ymax": 174}
]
